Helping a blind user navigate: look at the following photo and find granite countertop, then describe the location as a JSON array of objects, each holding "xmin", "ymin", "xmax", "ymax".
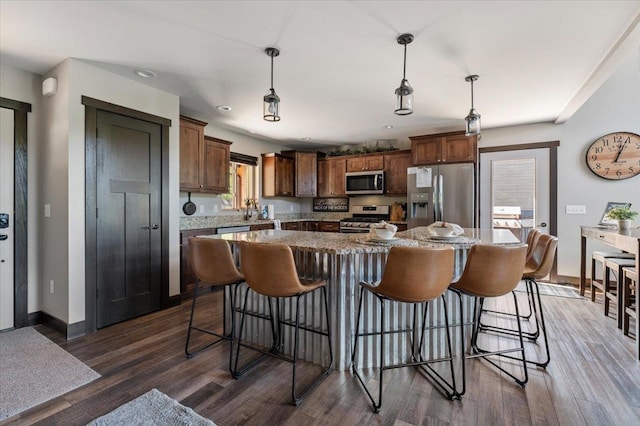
[
  {"xmin": 180, "ymin": 214, "xmax": 407, "ymax": 231},
  {"xmin": 200, "ymin": 227, "xmax": 519, "ymax": 255}
]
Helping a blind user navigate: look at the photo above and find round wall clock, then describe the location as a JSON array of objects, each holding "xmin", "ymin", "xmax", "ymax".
[{"xmin": 585, "ymin": 131, "xmax": 640, "ymax": 180}]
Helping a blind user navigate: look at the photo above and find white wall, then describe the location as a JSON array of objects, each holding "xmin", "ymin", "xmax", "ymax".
[
  {"xmin": 480, "ymin": 46, "xmax": 640, "ymax": 278},
  {"xmin": 0, "ymin": 64, "xmax": 41, "ymax": 314}
]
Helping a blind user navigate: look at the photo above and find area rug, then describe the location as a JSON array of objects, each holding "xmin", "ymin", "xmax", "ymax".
[
  {"xmin": 87, "ymin": 389, "xmax": 216, "ymax": 425},
  {"xmin": 0, "ymin": 327, "xmax": 100, "ymax": 420},
  {"xmin": 515, "ymin": 281, "xmax": 584, "ymax": 299}
]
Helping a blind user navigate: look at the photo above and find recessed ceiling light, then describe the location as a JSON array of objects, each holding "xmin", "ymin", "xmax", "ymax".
[
  {"xmin": 383, "ymin": 125, "xmax": 394, "ymax": 129},
  {"xmin": 301, "ymin": 137, "xmax": 311, "ymax": 141},
  {"xmin": 134, "ymin": 69, "xmax": 157, "ymax": 79},
  {"xmin": 216, "ymin": 105, "xmax": 232, "ymax": 112}
]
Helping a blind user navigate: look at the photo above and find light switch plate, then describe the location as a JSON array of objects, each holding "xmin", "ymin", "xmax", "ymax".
[
  {"xmin": 566, "ymin": 205, "xmax": 586, "ymax": 215},
  {"xmin": 44, "ymin": 204, "xmax": 51, "ymax": 217}
]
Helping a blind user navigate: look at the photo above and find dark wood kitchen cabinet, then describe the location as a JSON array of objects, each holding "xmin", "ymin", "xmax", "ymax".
[
  {"xmin": 384, "ymin": 150, "xmax": 412, "ymax": 195},
  {"xmin": 410, "ymin": 131, "xmax": 477, "ymax": 165},
  {"xmin": 346, "ymin": 154, "xmax": 384, "ymax": 172},
  {"xmin": 318, "ymin": 221, "xmax": 340, "ymax": 232},
  {"xmin": 318, "ymin": 157, "xmax": 347, "ymax": 196},
  {"xmin": 180, "ymin": 116, "xmax": 232, "ymax": 193},
  {"xmin": 283, "ymin": 151, "xmax": 318, "ymax": 197},
  {"xmin": 262, "ymin": 153, "xmax": 294, "ymax": 197}
]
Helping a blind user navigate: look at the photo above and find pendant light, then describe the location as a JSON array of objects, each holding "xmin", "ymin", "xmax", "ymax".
[
  {"xmin": 464, "ymin": 74, "xmax": 481, "ymax": 136},
  {"xmin": 263, "ymin": 47, "xmax": 281, "ymax": 122},
  {"xmin": 394, "ymin": 33, "xmax": 414, "ymax": 115}
]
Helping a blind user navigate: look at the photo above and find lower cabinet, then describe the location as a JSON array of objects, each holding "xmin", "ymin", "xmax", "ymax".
[
  {"xmin": 282, "ymin": 221, "xmax": 340, "ymax": 232},
  {"xmin": 180, "ymin": 228, "xmax": 217, "ymax": 294},
  {"xmin": 250, "ymin": 223, "xmax": 274, "ymax": 231},
  {"xmin": 318, "ymin": 221, "xmax": 340, "ymax": 232}
]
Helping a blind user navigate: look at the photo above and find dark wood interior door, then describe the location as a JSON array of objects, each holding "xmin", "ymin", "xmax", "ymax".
[{"xmin": 96, "ymin": 110, "xmax": 162, "ymax": 328}]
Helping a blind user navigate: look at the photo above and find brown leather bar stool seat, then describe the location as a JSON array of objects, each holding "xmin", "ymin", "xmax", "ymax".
[
  {"xmin": 185, "ymin": 238, "xmax": 245, "ymax": 362},
  {"xmin": 351, "ymin": 246, "xmax": 456, "ymax": 412},
  {"xmin": 604, "ymin": 257, "xmax": 636, "ymax": 328},
  {"xmin": 478, "ymin": 234, "xmax": 558, "ymax": 368},
  {"xmin": 591, "ymin": 251, "xmax": 634, "ymax": 302},
  {"xmin": 449, "ymin": 244, "xmax": 528, "ymax": 398},
  {"xmin": 622, "ymin": 267, "xmax": 637, "ymax": 338},
  {"xmin": 232, "ymin": 242, "xmax": 333, "ymax": 406}
]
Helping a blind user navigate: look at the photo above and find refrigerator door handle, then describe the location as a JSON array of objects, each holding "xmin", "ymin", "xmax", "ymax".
[
  {"xmin": 433, "ymin": 174, "xmax": 438, "ymax": 221},
  {"xmin": 439, "ymin": 174, "xmax": 444, "ymax": 221}
]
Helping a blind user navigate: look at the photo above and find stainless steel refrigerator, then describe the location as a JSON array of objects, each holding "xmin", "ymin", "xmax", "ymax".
[{"xmin": 406, "ymin": 163, "xmax": 476, "ymax": 228}]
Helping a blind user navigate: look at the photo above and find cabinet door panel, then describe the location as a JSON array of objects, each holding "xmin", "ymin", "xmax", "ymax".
[
  {"xmin": 346, "ymin": 157, "xmax": 366, "ymax": 172},
  {"xmin": 366, "ymin": 156, "xmax": 384, "ymax": 170},
  {"xmin": 331, "ymin": 159, "xmax": 346, "ymax": 196},
  {"xmin": 295, "ymin": 152, "xmax": 317, "ymax": 197},
  {"xmin": 412, "ymin": 137, "xmax": 441, "ymax": 165},
  {"xmin": 180, "ymin": 123, "xmax": 203, "ymax": 190},
  {"xmin": 276, "ymin": 157, "xmax": 294, "ymax": 196},
  {"xmin": 442, "ymin": 134, "xmax": 476, "ymax": 163},
  {"xmin": 385, "ymin": 152, "xmax": 412, "ymax": 195},
  {"xmin": 203, "ymin": 138, "xmax": 230, "ymax": 193}
]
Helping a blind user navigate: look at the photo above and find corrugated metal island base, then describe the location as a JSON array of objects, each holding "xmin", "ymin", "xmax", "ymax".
[{"xmin": 203, "ymin": 228, "xmax": 520, "ymax": 371}]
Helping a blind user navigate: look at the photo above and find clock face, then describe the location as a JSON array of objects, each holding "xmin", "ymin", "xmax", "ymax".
[{"xmin": 586, "ymin": 132, "xmax": 640, "ymax": 180}]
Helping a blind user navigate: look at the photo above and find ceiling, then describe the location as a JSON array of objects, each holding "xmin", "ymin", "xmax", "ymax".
[{"xmin": 2, "ymin": 1, "xmax": 640, "ymax": 149}]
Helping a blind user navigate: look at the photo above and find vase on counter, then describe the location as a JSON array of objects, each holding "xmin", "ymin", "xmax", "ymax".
[{"xmin": 617, "ymin": 219, "xmax": 631, "ymax": 230}]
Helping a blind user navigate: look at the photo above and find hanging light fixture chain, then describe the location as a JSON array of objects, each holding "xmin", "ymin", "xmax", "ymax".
[{"xmin": 402, "ymin": 43, "xmax": 407, "ymax": 80}]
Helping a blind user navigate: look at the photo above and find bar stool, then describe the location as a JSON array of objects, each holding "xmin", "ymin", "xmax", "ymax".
[
  {"xmin": 622, "ymin": 267, "xmax": 637, "ymax": 337},
  {"xmin": 591, "ymin": 251, "xmax": 634, "ymax": 302},
  {"xmin": 604, "ymin": 257, "xmax": 636, "ymax": 328},
  {"xmin": 185, "ymin": 237, "xmax": 244, "ymax": 363},
  {"xmin": 232, "ymin": 241, "xmax": 333, "ymax": 406},
  {"xmin": 449, "ymin": 244, "xmax": 528, "ymax": 397},
  {"xmin": 351, "ymin": 246, "xmax": 456, "ymax": 412}
]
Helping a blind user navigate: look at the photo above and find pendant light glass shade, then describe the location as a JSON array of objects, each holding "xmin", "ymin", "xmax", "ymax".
[
  {"xmin": 263, "ymin": 47, "xmax": 281, "ymax": 122},
  {"xmin": 465, "ymin": 75, "xmax": 481, "ymax": 136},
  {"xmin": 394, "ymin": 33, "xmax": 414, "ymax": 115}
]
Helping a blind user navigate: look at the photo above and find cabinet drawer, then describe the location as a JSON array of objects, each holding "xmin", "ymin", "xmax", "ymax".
[{"xmin": 319, "ymin": 221, "xmax": 340, "ymax": 232}]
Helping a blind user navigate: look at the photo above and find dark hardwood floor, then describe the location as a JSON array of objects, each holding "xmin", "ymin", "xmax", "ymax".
[{"xmin": 3, "ymin": 287, "xmax": 639, "ymax": 425}]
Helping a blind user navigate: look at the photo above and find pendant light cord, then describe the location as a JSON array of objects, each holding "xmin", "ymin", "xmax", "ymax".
[
  {"xmin": 470, "ymin": 79, "xmax": 474, "ymax": 109},
  {"xmin": 270, "ymin": 55, "xmax": 274, "ymax": 90}
]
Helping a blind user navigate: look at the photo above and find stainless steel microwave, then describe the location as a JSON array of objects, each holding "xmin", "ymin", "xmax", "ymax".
[{"xmin": 345, "ymin": 171, "xmax": 385, "ymax": 195}]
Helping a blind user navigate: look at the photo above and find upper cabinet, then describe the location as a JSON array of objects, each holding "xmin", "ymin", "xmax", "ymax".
[
  {"xmin": 262, "ymin": 153, "xmax": 294, "ymax": 197},
  {"xmin": 179, "ymin": 116, "xmax": 231, "ymax": 194},
  {"xmin": 318, "ymin": 157, "xmax": 347, "ymax": 197},
  {"xmin": 202, "ymin": 136, "xmax": 231, "ymax": 193},
  {"xmin": 283, "ymin": 151, "xmax": 318, "ymax": 197},
  {"xmin": 384, "ymin": 151, "xmax": 412, "ymax": 195},
  {"xmin": 410, "ymin": 131, "xmax": 477, "ymax": 165},
  {"xmin": 346, "ymin": 154, "xmax": 384, "ymax": 172}
]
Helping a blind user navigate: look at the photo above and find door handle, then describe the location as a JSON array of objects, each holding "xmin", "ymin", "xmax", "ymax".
[
  {"xmin": 143, "ymin": 224, "xmax": 159, "ymax": 230},
  {"xmin": 539, "ymin": 222, "xmax": 547, "ymax": 228},
  {"xmin": 0, "ymin": 234, "xmax": 7, "ymax": 241}
]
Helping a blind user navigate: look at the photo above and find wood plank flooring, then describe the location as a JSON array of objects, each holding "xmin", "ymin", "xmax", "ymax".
[{"xmin": 2, "ymin": 287, "xmax": 639, "ymax": 426}]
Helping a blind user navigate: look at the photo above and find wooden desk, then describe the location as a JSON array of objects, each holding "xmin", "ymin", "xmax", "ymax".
[{"xmin": 580, "ymin": 226, "xmax": 640, "ymax": 360}]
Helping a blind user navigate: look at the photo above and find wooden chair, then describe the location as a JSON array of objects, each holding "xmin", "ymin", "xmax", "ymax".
[
  {"xmin": 449, "ymin": 244, "xmax": 528, "ymax": 397},
  {"xmin": 232, "ymin": 241, "xmax": 333, "ymax": 406},
  {"xmin": 351, "ymin": 246, "xmax": 456, "ymax": 411},
  {"xmin": 591, "ymin": 251, "xmax": 634, "ymax": 302},
  {"xmin": 185, "ymin": 238, "xmax": 244, "ymax": 364},
  {"xmin": 604, "ymin": 258, "xmax": 636, "ymax": 328},
  {"xmin": 622, "ymin": 267, "xmax": 637, "ymax": 339}
]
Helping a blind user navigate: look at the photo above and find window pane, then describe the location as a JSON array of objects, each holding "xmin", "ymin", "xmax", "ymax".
[{"xmin": 491, "ymin": 158, "xmax": 536, "ymax": 241}]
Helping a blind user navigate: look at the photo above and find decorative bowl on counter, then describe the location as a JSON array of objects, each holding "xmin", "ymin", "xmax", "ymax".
[
  {"xmin": 432, "ymin": 226, "xmax": 454, "ymax": 237},
  {"xmin": 372, "ymin": 227, "xmax": 396, "ymax": 240}
]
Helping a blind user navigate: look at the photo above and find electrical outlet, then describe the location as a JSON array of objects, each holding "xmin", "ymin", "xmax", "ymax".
[
  {"xmin": 49, "ymin": 280, "xmax": 54, "ymax": 294},
  {"xmin": 566, "ymin": 205, "xmax": 586, "ymax": 215},
  {"xmin": 290, "ymin": 205, "xmax": 294, "ymax": 212},
  {"xmin": 213, "ymin": 205, "xmax": 219, "ymax": 213},
  {"xmin": 199, "ymin": 205, "xmax": 204, "ymax": 214},
  {"xmin": 44, "ymin": 204, "xmax": 51, "ymax": 218}
]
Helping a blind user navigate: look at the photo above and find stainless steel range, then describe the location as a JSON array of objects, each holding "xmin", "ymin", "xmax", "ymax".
[{"xmin": 340, "ymin": 205, "xmax": 390, "ymax": 233}]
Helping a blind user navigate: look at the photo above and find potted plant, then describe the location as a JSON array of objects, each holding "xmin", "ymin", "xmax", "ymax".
[{"xmin": 605, "ymin": 205, "xmax": 638, "ymax": 230}]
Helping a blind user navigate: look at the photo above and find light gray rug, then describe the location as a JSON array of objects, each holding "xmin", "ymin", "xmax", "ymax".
[
  {"xmin": 87, "ymin": 389, "xmax": 216, "ymax": 425},
  {"xmin": 0, "ymin": 327, "xmax": 100, "ymax": 420}
]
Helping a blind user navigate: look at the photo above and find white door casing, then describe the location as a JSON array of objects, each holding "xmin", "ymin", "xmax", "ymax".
[{"xmin": 0, "ymin": 108, "xmax": 14, "ymax": 330}]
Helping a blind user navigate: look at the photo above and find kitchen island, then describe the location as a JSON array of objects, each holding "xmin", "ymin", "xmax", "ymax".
[{"xmin": 206, "ymin": 228, "xmax": 520, "ymax": 370}]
